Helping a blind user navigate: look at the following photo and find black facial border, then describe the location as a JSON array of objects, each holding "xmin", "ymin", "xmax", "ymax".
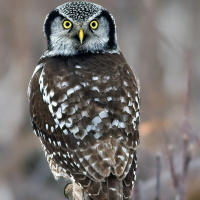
[
  {"xmin": 97, "ymin": 10, "xmax": 117, "ymax": 50},
  {"xmin": 44, "ymin": 9, "xmax": 61, "ymax": 49}
]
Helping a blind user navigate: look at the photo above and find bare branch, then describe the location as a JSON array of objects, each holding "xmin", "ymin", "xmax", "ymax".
[
  {"xmin": 155, "ymin": 154, "xmax": 161, "ymax": 200},
  {"xmin": 167, "ymin": 146, "xmax": 179, "ymax": 190}
]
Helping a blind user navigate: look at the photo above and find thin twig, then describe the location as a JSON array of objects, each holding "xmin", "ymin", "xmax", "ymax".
[
  {"xmin": 182, "ymin": 134, "xmax": 191, "ymax": 176},
  {"xmin": 180, "ymin": 134, "xmax": 191, "ymax": 200},
  {"xmin": 178, "ymin": 49, "xmax": 193, "ymax": 200},
  {"xmin": 155, "ymin": 154, "xmax": 161, "ymax": 200},
  {"xmin": 167, "ymin": 147, "xmax": 178, "ymax": 190},
  {"xmin": 183, "ymin": 49, "xmax": 191, "ymax": 119},
  {"xmin": 195, "ymin": 134, "xmax": 200, "ymax": 148}
]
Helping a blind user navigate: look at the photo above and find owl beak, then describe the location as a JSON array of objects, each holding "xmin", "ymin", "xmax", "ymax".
[{"xmin": 78, "ymin": 29, "xmax": 84, "ymax": 44}]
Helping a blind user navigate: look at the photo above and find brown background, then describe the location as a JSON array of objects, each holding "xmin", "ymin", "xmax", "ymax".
[{"xmin": 0, "ymin": 0, "xmax": 200, "ymax": 199}]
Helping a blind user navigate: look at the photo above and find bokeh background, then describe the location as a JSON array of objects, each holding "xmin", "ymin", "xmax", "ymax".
[{"xmin": 0, "ymin": 0, "xmax": 200, "ymax": 199}]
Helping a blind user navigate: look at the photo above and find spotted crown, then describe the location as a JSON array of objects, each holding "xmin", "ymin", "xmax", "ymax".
[{"xmin": 57, "ymin": 1, "xmax": 104, "ymax": 21}]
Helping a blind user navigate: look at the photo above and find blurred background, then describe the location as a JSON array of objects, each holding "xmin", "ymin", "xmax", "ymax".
[{"xmin": 0, "ymin": 0, "xmax": 200, "ymax": 199}]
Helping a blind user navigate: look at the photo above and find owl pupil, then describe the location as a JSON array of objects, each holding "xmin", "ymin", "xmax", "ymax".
[
  {"xmin": 66, "ymin": 22, "xmax": 70, "ymax": 26},
  {"xmin": 92, "ymin": 22, "xmax": 95, "ymax": 27}
]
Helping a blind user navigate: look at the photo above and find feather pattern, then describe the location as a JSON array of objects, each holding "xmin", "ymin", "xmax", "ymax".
[{"xmin": 29, "ymin": 52, "xmax": 139, "ymax": 199}]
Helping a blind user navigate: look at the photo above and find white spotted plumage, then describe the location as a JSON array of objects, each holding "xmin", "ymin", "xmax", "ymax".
[{"xmin": 28, "ymin": 1, "xmax": 140, "ymax": 200}]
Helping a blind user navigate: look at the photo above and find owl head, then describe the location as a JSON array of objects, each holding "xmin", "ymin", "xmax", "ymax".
[{"xmin": 43, "ymin": 1, "xmax": 120, "ymax": 57}]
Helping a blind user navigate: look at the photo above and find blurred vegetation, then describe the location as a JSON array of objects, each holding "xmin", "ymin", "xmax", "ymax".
[{"xmin": 0, "ymin": 0, "xmax": 200, "ymax": 199}]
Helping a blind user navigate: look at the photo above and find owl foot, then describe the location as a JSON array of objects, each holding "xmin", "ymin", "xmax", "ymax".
[{"xmin": 64, "ymin": 183, "xmax": 73, "ymax": 199}]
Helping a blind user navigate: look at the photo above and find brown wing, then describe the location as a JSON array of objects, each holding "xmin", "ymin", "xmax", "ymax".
[{"xmin": 28, "ymin": 52, "xmax": 140, "ymax": 200}]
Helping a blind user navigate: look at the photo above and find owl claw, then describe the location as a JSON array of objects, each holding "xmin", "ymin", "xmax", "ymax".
[{"xmin": 64, "ymin": 183, "xmax": 73, "ymax": 199}]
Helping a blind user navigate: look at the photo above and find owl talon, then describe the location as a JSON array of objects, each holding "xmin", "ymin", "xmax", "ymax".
[{"xmin": 64, "ymin": 183, "xmax": 73, "ymax": 199}]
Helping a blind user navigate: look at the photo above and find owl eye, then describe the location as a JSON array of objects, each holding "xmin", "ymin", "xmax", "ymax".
[
  {"xmin": 90, "ymin": 20, "xmax": 98, "ymax": 30},
  {"xmin": 63, "ymin": 20, "xmax": 72, "ymax": 29}
]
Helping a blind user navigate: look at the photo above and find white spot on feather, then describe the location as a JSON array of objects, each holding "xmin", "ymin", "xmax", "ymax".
[
  {"xmin": 38, "ymin": 67, "xmax": 45, "ymax": 92},
  {"xmin": 94, "ymin": 98, "xmax": 100, "ymax": 102},
  {"xmin": 76, "ymin": 163, "xmax": 80, "ymax": 168},
  {"xmin": 65, "ymin": 118, "xmax": 73, "ymax": 128},
  {"xmin": 93, "ymin": 132, "xmax": 101, "ymax": 139},
  {"xmin": 112, "ymin": 119, "xmax": 119, "ymax": 126},
  {"xmin": 61, "ymin": 102, "xmax": 68, "ymax": 111},
  {"xmin": 85, "ymin": 155, "xmax": 91, "ymax": 161},
  {"xmin": 121, "ymin": 97, "xmax": 126, "ymax": 103},
  {"xmin": 113, "ymin": 86, "xmax": 118, "ymax": 90},
  {"xmin": 69, "ymin": 107, "xmax": 76, "ymax": 115},
  {"xmin": 74, "ymin": 85, "xmax": 81, "ymax": 91},
  {"xmin": 31, "ymin": 64, "xmax": 44, "ymax": 82},
  {"xmin": 124, "ymin": 81, "xmax": 129, "ymax": 87},
  {"xmin": 122, "ymin": 147, "xmax": 128, "ymax": 155},
  {"xmin": 57, "ymin": 141, "xmax": 61, "ymax": 147},
  {"xmin": 81, "ymin": 110, "xmax": 89, "ymax": 117},
  {"xmin": 92, "ymin": 86, "xmax": 100, "ymax": 92},
  {"xmin": 136, "ymin": 111, "xmax": 139, "ymax": 118},
  {"xmin": 63, "ymin": 129, "xmax": 68, "ymax": 135},
  {"xmin": 56, "ymin": 107, "xmax": 62, "ymax": 119},
  {"xmin": 83, "ymin": 171, "xmax": 87, "ymax": 175},
  {"xmin": 135, "ymin": 96, "xmax": 139, "ymax": 104},
  {"xmin": 50, "ymin": 90, "xmax": 54, "ymax": 97},
  {"xmin": 99, "ymin": 111, "xmax": 108, "ymax": 119},
  {"xmin": 128, "ymin": 101, "xmax": 133, "ymax": 106},
  {"xmin": 52, "ymin": 101, "xmax": 57, "ymax": 107},
  {"xmin": 92, "ymin": 116, "xmax": 101, "ymax": 126},
  {"xmin": 105, "ymin": 86, "xmax": 112, "ymax": 92},
  {"xmin": 48, "ymin": 104, "xmax": 53, "ymax": 113},
  {"xmin": 55, "ymin": 82, "xmax": 61, "ymax": 89},
  {"xmin": 118, "ymin": 155, "xmax": 125, "ymax": 161},
  {"xmin": 127, "ymin": 92, "xmax": 131, "ymax": 98},
  {"xmin": 107, "ymin": 97, "xmax": 112, "ymax": 101},
  {"xmin": 86, "ymin": 125, "xmax": 95, "ymax": 132},
  {"xmin": 92, "ymin": 76, "xmax": 98, "ymax": 81},
  {"xmin": 54, "ymin": 118, "xmax": 59, "ymax": 124},
  {"xmin": 59, "ymin": 120, "xmax": 65, "ymax": 129},
  {"xmin": 103, "ymin": 75, "xmax": 110, "ymax": 83},
  {"xmin": 123, "ymin": 106, "xmax": 131, "ymax": 114},
  {"xmin": 61, "ymin": 82, "xmax": 69, "ymax": 87},
  {"xmin": 70, "ymin": 126, "xmax": 79, "ymax": 134},
  {"xmin": 67, "ymin": 88, "xmax": 74, "ymax": 96}
]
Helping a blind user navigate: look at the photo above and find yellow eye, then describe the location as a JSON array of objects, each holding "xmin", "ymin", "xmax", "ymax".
[
  {"xmin": 90, "ymin": 20, "xmax": 98, "ymax": 30},
  {"xmin": 63, "ymin": 20, "xmax": 72, "ymax": 29}
]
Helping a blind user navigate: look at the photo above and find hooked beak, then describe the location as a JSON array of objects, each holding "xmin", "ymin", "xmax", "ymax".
[{"xmin": 78, "ymin": 29, "xmax": 84, "ymax": 44}]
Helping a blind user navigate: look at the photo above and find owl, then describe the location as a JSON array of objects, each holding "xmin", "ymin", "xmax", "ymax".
[{"xmin": 28, "ymin": 2, "xmax": 140, "ymax": 200}]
